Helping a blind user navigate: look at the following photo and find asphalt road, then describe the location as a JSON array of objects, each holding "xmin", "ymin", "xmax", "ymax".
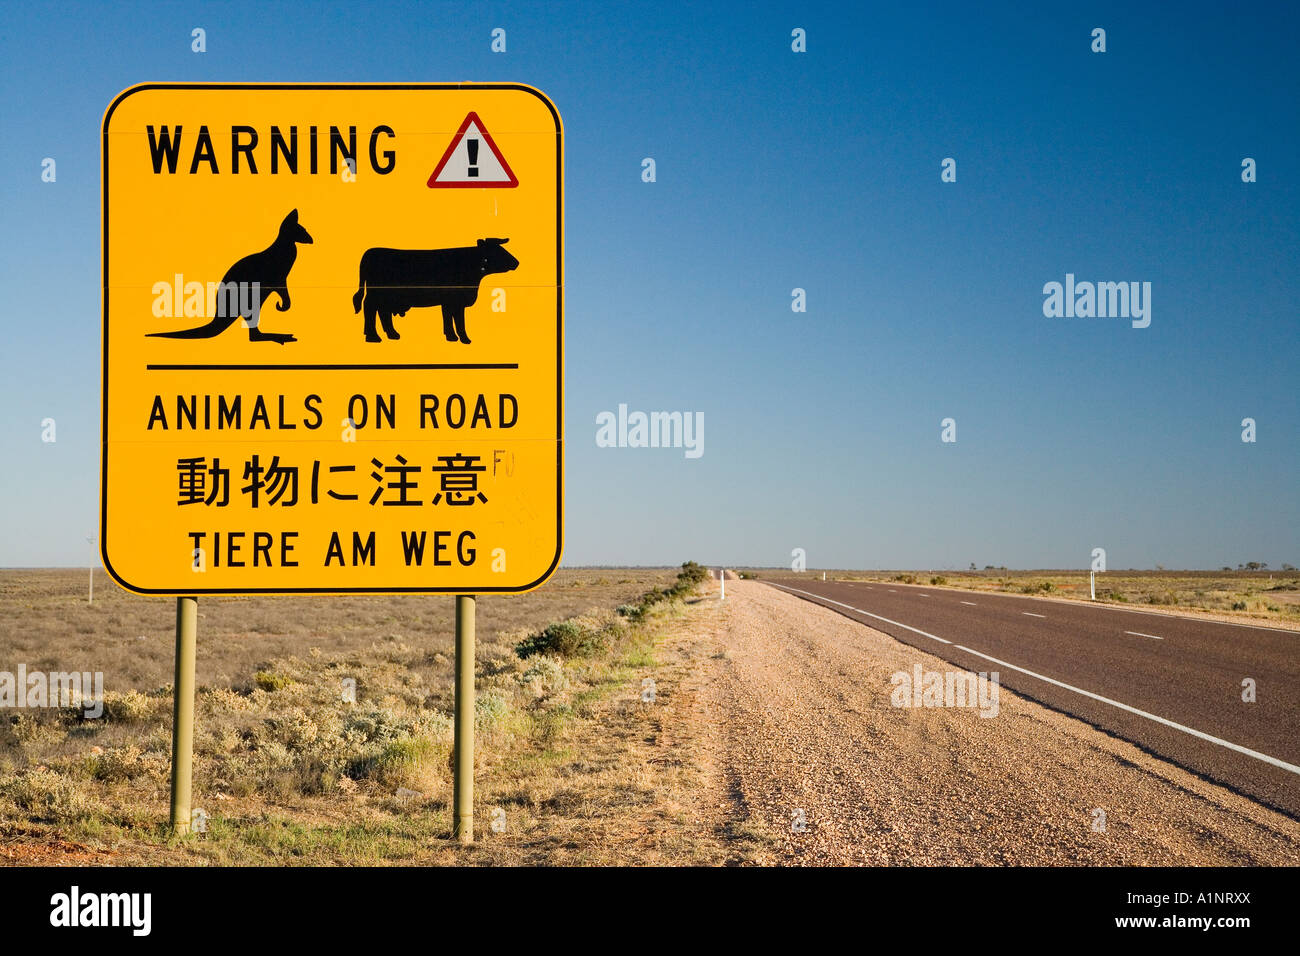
[{"xmin": 763, "ymin": 577, "xmax": 1300, "ymax": 819}]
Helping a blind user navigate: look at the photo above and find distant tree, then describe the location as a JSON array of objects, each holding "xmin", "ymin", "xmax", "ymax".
[
  {"xmin": 1155, "ymin": 564, "xmax": 1165, "ymax": 571},
  {"xmin": 969, "ymin": 563, "xmax": 977, "ymax": 571},
  {"xmin": 1283, "ymin": 563, "xmax": 1296, "ymax": 572},
  {"xmin": 1221, "ymin": 566, "xmax": 1233, "ymax": 572},
  {"xmin": 1246, "ymin": 561, "xmax": 1264, "ymax": 571}
]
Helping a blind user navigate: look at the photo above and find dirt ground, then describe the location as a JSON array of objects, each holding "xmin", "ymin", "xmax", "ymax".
[
  {"xmin": 675, "ymin": 580, "xmax": 1300, "ymax": 865},
  {"xmin": 3, "ymin": 571, "xmax": 1297, "ymax": 866}
]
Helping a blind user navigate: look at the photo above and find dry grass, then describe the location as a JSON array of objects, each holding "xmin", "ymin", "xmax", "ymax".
[{"xmin": 0, "ymin": 566, "xmax": 743, "ymax": 865}]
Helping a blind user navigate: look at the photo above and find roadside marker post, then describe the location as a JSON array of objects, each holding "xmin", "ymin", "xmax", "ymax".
[{"xmin": 1091, "ymin": 572, "xmax": 1096, "ymax": 600}]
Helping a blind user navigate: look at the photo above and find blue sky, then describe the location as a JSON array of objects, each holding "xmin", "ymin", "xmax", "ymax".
[{"xmin": 1, "ymin": 0, "xmax": 1296, "ymax": 571}]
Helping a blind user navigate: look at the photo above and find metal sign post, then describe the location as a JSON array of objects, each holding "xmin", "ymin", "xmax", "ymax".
[
  {"xmin": 453, "ymin": 595, "xmax": 476, "ymax": 843},
  {"xmin": 170, "ymin": 596, "xmax": 198, "ymax": 835}
]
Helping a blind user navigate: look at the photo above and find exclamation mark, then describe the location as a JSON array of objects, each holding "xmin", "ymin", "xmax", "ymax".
[{"xmin": 467, "ymin": 138, "xmax": 479, "ymax": 178}]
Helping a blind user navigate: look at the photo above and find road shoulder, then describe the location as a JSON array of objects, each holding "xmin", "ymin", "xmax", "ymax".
[{"xmin": 663, "ymin": 580, "xmax": 1300, "ymax": 865}]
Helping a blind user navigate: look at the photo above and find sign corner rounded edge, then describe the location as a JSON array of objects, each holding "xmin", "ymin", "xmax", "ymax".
[
  {"xmin": 98, "ymin": 543, "xmax": 156, "ymax": 597},
  {"xmin": 102, "ymin": 82, "xmax": 163, "ymax": 134},
  {"xmin": 512, "ymin": 536, "xmax": 565, "ymax": 595},
  {"xmin": 498, "ymin": 82, "xmax": 563, "ymax": 135}
]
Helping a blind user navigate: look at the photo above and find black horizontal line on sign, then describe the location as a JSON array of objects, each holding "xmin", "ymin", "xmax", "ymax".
[{"xmin": 146, "ymin": 363, "xmax": 521, "ymax": 371}]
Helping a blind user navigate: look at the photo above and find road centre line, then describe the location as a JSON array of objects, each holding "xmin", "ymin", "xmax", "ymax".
[
  {"xmin": 1124, "ymin": 630, "xmax": 1164, "ymax": 640},
  {"xmin": 961, "ymin": 600, "xmax": 978, "ymax": 606},
  {"xmin": 1023, "ymin": 612, "xmax": 1047, "ymax": 618}
]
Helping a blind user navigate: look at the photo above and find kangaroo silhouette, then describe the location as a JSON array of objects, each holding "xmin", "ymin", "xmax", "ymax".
[{"xmin": 147, "ymin": 209, "xmax": 313, "ymax": 344}]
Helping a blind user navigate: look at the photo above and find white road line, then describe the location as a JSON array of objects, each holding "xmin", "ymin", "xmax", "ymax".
[
  {"xmin": 919, "ymin": 593, "xmax": 931, "ymax": 597},
  {"xmin": 888, "ymin": 589, "xmax": 897, "ymax": 593},
  {"xmin": 1124, "ymin": 630, "xmax": 1164, "ymax": 640},
  {"xmin": 961, "ymin": 600, "xmax": 978, "ymax": 606},
  {"xmin": 1022, "ymin": 612, "xmax": 1047, "ymax": 618},
  {"xmin": 769, "ymin": 583, "xmax": 951, "ymax": 644},
  {"xmin": 950, "ymin": 645, "xmax": 1300, "ymax": 777}
]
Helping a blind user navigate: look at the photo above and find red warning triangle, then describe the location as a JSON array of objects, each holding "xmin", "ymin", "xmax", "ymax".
[{"xmin": 427, "ymin": 111, "xmax": 519, "ymax": 188}]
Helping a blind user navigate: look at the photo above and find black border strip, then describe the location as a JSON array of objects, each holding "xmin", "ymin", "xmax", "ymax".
[{"xmin": 101, "ymin": 82, "xmax": 563, "ymax": 595}]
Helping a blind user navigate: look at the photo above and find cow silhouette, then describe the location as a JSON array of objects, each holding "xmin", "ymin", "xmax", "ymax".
[
  {"xmin": 147, "ymin": 209, "xmax": 312, "ymax": 344},
  {"xmin": 351, "ymin": 238, "xmax": 519, "ymax": 344}
]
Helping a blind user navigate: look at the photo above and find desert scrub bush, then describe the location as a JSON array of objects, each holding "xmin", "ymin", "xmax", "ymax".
[
  {"xmin": 1019, "ymin": 581, "xmax": 1055, "ymax": 594},
  {"xmin": 893, "ymin": 574, "xmax": 918, "ymax": 584},
  {"xmin": 1146, "ymin": 591, "xmax": 1177, "ymax": 605},
  {"xmin": 0, "ymin": 769, "xmax": 90, "ymax": 822},
  {"xmin": 636, "ymin": 587, "xmax": 672, "ymax": 612},
  {"xmin": 85, "ymin": 746, "xmax": 168, "ymax": 785},
  {"xmin": 519, "ymin": 563, "xmax": 701, "ymax": 662},
  {"xmin": 676, "ymin": 561, "xmax": 710, "ymax": 588},
  {"xmin": 475, "ymin": 689, "xmax": 511, "ymax": 731},
  {"xmin": 7, "ymin": 713, "xmax": 66, "ymax": 747},
  {"xmin": 342, "ymin": 706, "xmax": 421, "ymax": 746},
  {"xmin": 263, "ymin": 707, "xmax": 325, "ymax": 751},
  {"xmin": 639, "ymin": 562, "xmax": 711, "ymax": 609},
  {"xmin": 372, "ymin": 635, "xmax": 417, "ymax": 665},
  {"xmin": 516, "ymin": 620, "xmax": 609, "ymax": 659},
  {"xmin": 102, "ymin": 689, "xmax": 168, "ymax": 723},
  {"xmin": 1231, "ymin": 601, "xmax": 1248, "ymax": 611},
  {"xmin": 518, "ymin": 655, "xmax": 568, "ymax": 700},
  {"xmin": 930, "ymin": 576, "xmax": 947, "ymax": 586},
  {"xmin": 209, "ymin": 699, "xmax": 453, "ymax": 799},
  {"xmin": 255, "ymin": 670, "xmax": 295, "ymax": 692},
  {"xmin": 204, "ymin": 687, "xmax": 256, "ymax": 713},
  {"xmin": 366, "ymin": 736, "xmax": 444, "ymax": 793}
]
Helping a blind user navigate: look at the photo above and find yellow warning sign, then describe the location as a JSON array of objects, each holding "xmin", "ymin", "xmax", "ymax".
[{"xmin": 100, "ymin": 83, "xmax": 563, "ymax": 594}]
